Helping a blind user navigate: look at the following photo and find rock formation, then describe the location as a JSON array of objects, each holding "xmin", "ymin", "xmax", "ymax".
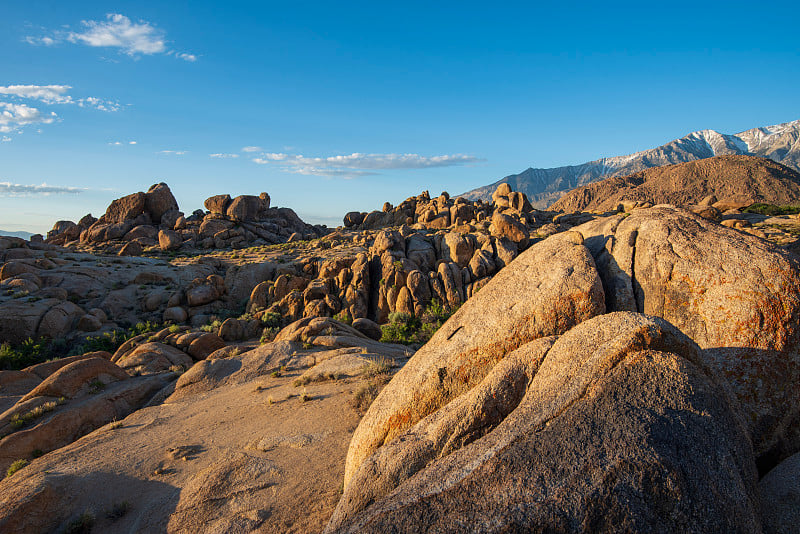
[{"xmin": 551, "ymin": 155, "xmax": 800, "ymax": 213}]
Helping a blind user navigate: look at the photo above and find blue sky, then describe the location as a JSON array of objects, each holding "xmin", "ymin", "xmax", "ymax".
[{"xmin": 1, "ymin": 1, "xmax": 799, "ymax": 234}]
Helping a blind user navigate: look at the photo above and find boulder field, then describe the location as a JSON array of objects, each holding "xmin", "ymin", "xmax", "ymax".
[
  {"xmin": 327, "ymin": 206, "xmax": 800, "ymax": 533},
  {"xmin": 1, "ymin": 181, "xmax": 800, "ymax": 532}
]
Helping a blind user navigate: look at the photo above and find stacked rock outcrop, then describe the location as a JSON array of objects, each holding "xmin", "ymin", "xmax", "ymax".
[
  {"xmin": 45, "ymin": 184, "xmax": 327, "ymax": 253},
  {"xmin": 327, "ymin": 206, "xmax": 800, "ymax": 532}
]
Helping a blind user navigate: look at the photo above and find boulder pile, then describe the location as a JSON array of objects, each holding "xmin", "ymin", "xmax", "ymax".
[
  {"xmin": 45, "ymin": 184, "xmax": 327, "ymax": 252},
  {"xmin": 327, "ymin": 206, "xmax": 800, "ymax": 532}
]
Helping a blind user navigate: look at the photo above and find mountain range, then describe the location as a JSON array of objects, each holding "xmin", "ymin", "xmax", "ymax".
[{"xmin": 461, "ymin": 119, "xmax": 800, "ymax": 208}]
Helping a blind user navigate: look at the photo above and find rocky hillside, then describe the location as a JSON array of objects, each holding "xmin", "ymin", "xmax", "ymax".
[
  {"xmin": 550, "ymin": 155, "xmax": 800, "ymax": 213},
  {"xmin": 462, "ymin": 118, "xmax": 800, "ymax": 207},
  {"xmin": 2, "ymin": 181, "xmax": 800, "ymax": 532}
]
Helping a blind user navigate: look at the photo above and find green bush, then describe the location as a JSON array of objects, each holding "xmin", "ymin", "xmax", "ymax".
[
  {"xmin": 260, "ymin": 312, "xmax": 283, "ymax": 328},
  {"xmin": 6, "ymin": 459, "xmax": 28, "ymax": 478},
  {"xmin": 333, "ymin": 310, "xmax": 353, "ymax": 325},
  {"xmin": 0, "ymin": 321, "xmax": 162, "ymax": 371},
  {"xmin": 743, "ymin": 203, "xmax": 800, "ymax": 216},
  {"xmin": 379, "ymin": 300, "xmax": 457, "ymax": 346}
]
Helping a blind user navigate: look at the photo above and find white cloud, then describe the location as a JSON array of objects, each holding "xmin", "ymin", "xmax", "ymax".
[
  {"xmin": 26, "ymin": 14, "xmax": 197, "ymax": 61},
  {"xmin": 108, "ymin": 140, "xmax": 136, "ymax": 146},
  {"xmin": 157, "ymin": 150, "xmax": 187, "ymax": 155},
  {"xmin": 249, "ymin": 151, "xmax": 483, "ymax": 178},
  {"xmin": 129, "ymin": 140, "xmax": 137, "ymax": 145},
  {"xmin": 1, "ymin": 136, "xmax": 11, "ymax": 142},
  {"xmin": 0, "ymin": 85, "xmax": 71, "ymax": 104},
  {"xmin": 69, "ymin": 14, "xmax": 166, "ymax": 55},
  {"xmin": 241, "ymin": 146, "xmax": 263, "ymax": 152},
  {"xmin": 0, "ymin": 182, "xmax": 83, "ymax": 196},
  {"xmin": 210, "ymin": 153, "xmax": 239, "ymax": 159},
  {"xmin": 0, "ymin": 85, "xmax": 120, "ymax": 112},
  {"xmin": 0, "ymin": 103, "xmax": 57, "ymax": 133}
]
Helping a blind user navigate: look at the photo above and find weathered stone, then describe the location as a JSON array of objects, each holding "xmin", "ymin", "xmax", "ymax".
[
  {"xmin": 329, "ymin": 313, "xmax": 759, "ymax": 533},
  {"xmin": 351, "ymin": 318, "xmax": 382, "ymax": 341},
  {"xmin": 343, "ymin": 211, "xmax": 365, "ymax": 227},
  {"xmin": 158, "ymin": 229, "xmax": 182, "ymax": 251},
  {"xmin": 102, "ymin": 192, "xmax": 147, "ymax": 224},
  {"xmin": 21, "ymin": 357, "xmax": 128, "ymax": 402},
  {"xmin": 342, "ymin": 231, "xmax": 605, "ymax": 490},
  {"xmin": 226, "ymin": 195, "xmax": 268, "ymax": 222},
  {"xmin": 576, "ymin": 207, "xmax": 800, "ymax": 351},
  {"xmin": 187, "ymin": 333, "xmax": 226, "ymax": 360},
  {"xmin": 204, "ymin": 194, "xmax": 231, "ymax": 214},
  {"xmin": 37, "ymin": 301, "xmax": 85, "ymax": 339},
  {"xmin": 759, "ymin": 451, "xmax": 800, "ymax": 534},
  {"xmin": 117, "ymin": 241, "xmax": 143, "ymax": 256},
  {"xmin": 144, "ymin": 183, "xmax": 179, "ymax": 224},
  {"xmin": 163, "ymin": 306, "xmax": 188, "ymax": 324},
  {"xmin": 490, "ymin": 212, "xmax": 529, "ymax": 248}
]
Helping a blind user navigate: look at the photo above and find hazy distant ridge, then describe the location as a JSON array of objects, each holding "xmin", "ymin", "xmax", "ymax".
[
  {"xmin": 0, "ymin": 229, "xmax": 34, "ymax": 239},
  {"xmin": 462, "ymin": 119, "xmax": 800, "ymax": 208}
]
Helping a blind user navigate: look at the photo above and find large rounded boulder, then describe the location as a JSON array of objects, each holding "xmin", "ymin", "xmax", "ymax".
[{"xmin": 327, "ymin": 313, "xmax": 760, "ymax": 533}]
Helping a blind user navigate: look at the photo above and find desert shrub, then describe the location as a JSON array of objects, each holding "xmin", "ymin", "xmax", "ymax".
[
  {"xmin": 260, "ymin": 327, "xmax": 279, "ymax": 344},
  {"xmin": 201, "ymin": 320, "xmax": 222, "ymax": 333},
  {"xmin": 260, "ymin": 312, "xmax": 282, "ymax": 328},
  {"xmin": 362, "ymin": 356, "xmax": 394, "ymax": 378},
  {"xmin": 0, "ymin": 321, "xmax": 163, "ymax": 371},
  {"xmin": 6, "ymin": 459, "xmax": 28, "ymax": 478},
  {"xmin": 743, "ymin": 203, "xmax": 800, "ymax": 216},
  {"xmin": 333, "ymin": 310, "xmax": 353, "ymax": 325},
  {"xmin": 10, "ymin": 397, "xmax": 66, "ymax": 430},
  {"xmin": 351, "ymin": 375, "xmax": 391, "ymax": 414},
  {"xmin": 379, "ymin": 300, "xmax": 458, "ymax": 346}
]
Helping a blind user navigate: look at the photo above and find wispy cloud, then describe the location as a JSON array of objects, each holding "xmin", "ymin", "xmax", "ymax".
[
  {"xmin": 0, "ymin": 103, "xmax": 57, "ymax": 133},
  {"xmin": 210, "ymin": 153, "xmax": 239, "ymax": 159},
  {"xmin": 0, "ymin": 181, "xmax": 83, "ymax": 196},
  {"xmin": 0, "ymin": 85, "xmax": 119, "ymax": 111},
  {"xmin": 1, "ymin": 136, "xmax": 11, "ymax": 142},
  {"xmin": 174, "ymin": 52, "xmax": 197, "ymax": 62},
  {"xmin": 249, "ymin": 151, "xmax": 483, "ymax": 178},
  {"xmin": 241, "ymin": 146, "xmax": 263, "ymax": 153},
  {"xmin": 157, "ymin": 150, "xmax": 187, "ymax": 155},
  {"xmin": 109, "ymin": 140, "xmax": 137, "ymax": 146},
  {"xmin": 25, "ymin": 14, "xmax": 196, "ymax": 60}
]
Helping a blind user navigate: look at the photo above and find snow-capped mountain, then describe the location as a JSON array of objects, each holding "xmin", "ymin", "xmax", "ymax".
[{"xmin": 462, "ymin": 119, "xmax": 800, "ymax": 208}]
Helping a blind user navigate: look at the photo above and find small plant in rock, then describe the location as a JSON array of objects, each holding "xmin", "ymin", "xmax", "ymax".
[
  {"xmin": 333, "ymin": 310, "xmax": 353, "ymax": 325},
  {"xmin": 293, "ymin": 376, "xmax": 311, "ymax": 387},
  {"xmin": 300, "ymin": 389, "xmax": 311, "ymax": 402},
  {"xmin": 88, "ymin": 379, "xmax": 106, "ymax": 394},
  {"xmin": 260, "ymin": 327, "xmax": 279, "ymax": 344},
  {"xmin": 10, "ymin": 397, "xmax": 66, "ymax": 429},
  {"xmin": 6, "ymin": 459, "xmax": 28, "ymax": 478},
  {"xmin": 108, "ymin": 419, "xmax": 123, "ymax": 430},
  {"xmin": 350, "ymin": 376, "xmax": 390, "ymax": 414},
  {"xmin": 362, "ymin": 356, "xmax": 394, "ymax": 378},
  {"xmin": 168, "ymin": 324, "xmax": 181, "ymax": 333},
  {"xmin": 201, "ymin": 320, "xmax": 222, "ymax": 333},
  {"xmin": 260, "ymin": 312, "xmax": 282, "ymax": 328},
  {"xmin": 270, "ymin": 370, "xmax": 282, "ymax": 378}
]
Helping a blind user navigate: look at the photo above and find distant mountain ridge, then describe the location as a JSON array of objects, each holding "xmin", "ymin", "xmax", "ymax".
[
  {"xmin": 462, "ymin": 119, "xmax": 800, "ymax": 208},
  {"xmin": 0, "ymin": 229, "xmax": 33, "ymax": 239}
]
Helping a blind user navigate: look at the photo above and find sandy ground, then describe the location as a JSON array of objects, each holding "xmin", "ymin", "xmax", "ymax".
[{"xmin": 0, "ymin": 363, "xmax": 381, "ymax": 533}]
